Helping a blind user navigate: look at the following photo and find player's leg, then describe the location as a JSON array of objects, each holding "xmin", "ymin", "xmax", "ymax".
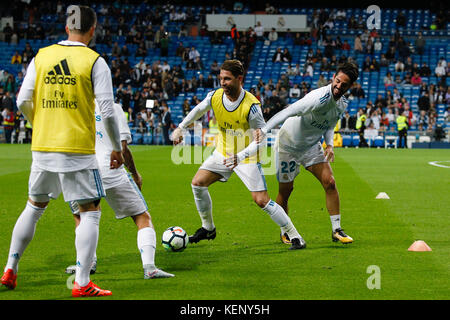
[
  {"xmin": 189, "ymin": 165, "xmax": 227, "ymax": 243},
  {"xmin": 235, "ymin": 163, "xmax": 305, "ymax": 250},
  {"xmin": 64, "ymin": 202, "xmax": 97, "ymax": 275},
  {"xmin": 1, "ymin": 199, "xmax": 47, "ymax": 289},
  {"xmin": 276, "ymin": 182, "xmax": 295, "ymax": 244},
  {"xmin": 2, "ymin": 169, "xmax": 58, "ymax": 289},
  {"xmin": 274, "ymin": 145, "xmax": 301, "ymax": 244},
  {"xmin": 276, "ymin": 182, "xmax": 294, "ymax": 215},
  {"xmin": 306, "ymin": 162, "xmax": 353, "ymax": 244},
  {"xmin": 60, "ymin": 169, "xmax": 111, "ymax": 297},
  {"xmin": 132, "ymin": 212, "xmax": 174, "ymax": 278}
]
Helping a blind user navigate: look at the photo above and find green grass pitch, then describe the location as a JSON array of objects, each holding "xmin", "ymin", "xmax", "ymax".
[{"xmin": 0, "ymin": 144, "xmax": 449, "ymax": 300}]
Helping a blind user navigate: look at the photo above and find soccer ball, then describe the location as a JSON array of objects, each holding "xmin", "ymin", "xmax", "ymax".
[{"xmin": 161, "ymin": 226, "xmax": 189, "ymax": 252}]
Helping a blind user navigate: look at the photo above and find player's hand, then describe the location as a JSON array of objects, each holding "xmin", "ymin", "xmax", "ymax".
[
  {"xmin": 132, "ymin": 172, "xmax": 143, "ymax": 190},
  {"xmin": 171, "ymin": 127, "xmax": 184, "ymax": 145},
  {"xmin": 253, "ymin": 128, "xmax": 264, "ymax": 143},
  {"xmin": 110, "ymin": 150, "xmax": 125, "ymax": 169},
  {"xmin": 223, "ymin": 152, "xmax": 239, "ymax": 170},
  {"xmin": 324, "ymin": 145, "xmax": 335, "ymax": 163}
]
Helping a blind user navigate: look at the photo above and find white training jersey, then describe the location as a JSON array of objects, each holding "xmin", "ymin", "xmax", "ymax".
[
  {"xmin": 95, "ymin": 101, "xmax": 132, "ymax": 188},
  {"xmin": 267, "ymin": 84, "xmax": 348, "ymax": 154}
]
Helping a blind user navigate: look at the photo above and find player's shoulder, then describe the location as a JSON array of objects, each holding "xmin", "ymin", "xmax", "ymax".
[
  {"xmin": 244, "ymin": 89, "xmax": 261, "ymax": 105},
  {"xmin": 316, "ymin": 84, "xmax": 332, "ymax": 104}
]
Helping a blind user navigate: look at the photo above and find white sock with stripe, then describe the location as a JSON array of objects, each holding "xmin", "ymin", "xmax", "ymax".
[
  {"xmin": 5, "ymin": 202, "xmax": 45, "ymax": 273},
  {"xmin": 191, "ymin": 184, "xmax": 215, "ymax": 231},
  {"xmin": 137, "ymin": 227, "xmax": 156, "ymax": 268},
  {"xmin": 262, "ymin": 200, "xmax": 301, "ymax": 240},
  {"xmin": 75, "ymin": 210, "xmax": 101, "ymax": 287}
]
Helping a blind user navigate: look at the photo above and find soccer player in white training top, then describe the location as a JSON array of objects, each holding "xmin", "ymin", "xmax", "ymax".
[
  {"xmin": 65, "ymin": 101, "xmax": 174, "ymax": 279},
  {"xmin": 171, "ymin": 60, "xmax": 306, "ymax": 250},
  {"xmin": 1, "ymin": 6, "xmax": 123, "ymax": 297},
  {"xmin": 225, "ymin": 62, "xmax": 359, "ymax": 245}
]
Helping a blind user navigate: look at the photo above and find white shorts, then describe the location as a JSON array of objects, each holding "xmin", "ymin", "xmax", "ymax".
[
  {"xmin": 199, "ymin": 150, "xmax": 267, "ymax": 192},
  {"xmin": 276, "ymin": 142, "xmax": 326, "ymax": 183},
  {"xmin": 70, "ymin": 173, "xmax": 148, "ymax": 219},
  {"xmin": 28, "ymin": 168, "xmax": 105, "ymax": 203}
]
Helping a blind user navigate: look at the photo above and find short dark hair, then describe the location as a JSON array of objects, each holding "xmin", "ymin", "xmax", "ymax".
[
  {"xmin": 336, "ymin": 62, "xmax": 359, "ymax": 83},
  {"xmin": 66, "ymin": 5, "xmax": 97, "ymax": 34},
  {"xmin": 220, "ymin": 59, "xmax": 244, "ymax": 78}
]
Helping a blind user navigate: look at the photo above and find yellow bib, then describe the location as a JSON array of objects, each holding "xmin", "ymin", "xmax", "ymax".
[
  {"xmin": 211, "ymin": 88, "xmax": 261, "ymax": 163},
  {"xmin": 31, "ymin": 44, "xmax": 100, "ymax": 154}
]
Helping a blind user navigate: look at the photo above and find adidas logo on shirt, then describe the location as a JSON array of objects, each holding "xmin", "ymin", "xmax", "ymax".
[{"xmin": 44, "ymin": 59, "xmax": 77, "ymax": 85}]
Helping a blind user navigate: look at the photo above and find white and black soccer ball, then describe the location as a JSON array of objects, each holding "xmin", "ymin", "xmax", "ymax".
[{"xmin": 161, "ymin": 226, "xmax": 189, "ymax": 252}]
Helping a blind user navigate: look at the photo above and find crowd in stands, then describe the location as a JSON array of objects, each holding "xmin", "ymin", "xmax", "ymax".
[{"xmin": 0, "ymin": 1, "xmax": 449, "ymax": 145}]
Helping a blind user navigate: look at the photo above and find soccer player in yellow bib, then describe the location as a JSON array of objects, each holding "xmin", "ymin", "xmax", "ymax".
[
  {"xmin": 1, "ymin": 6, "xmax": 123, "ymax": 297},
  {"xmin": 172, "ymin": 60, "xmax": 305, "ymax": 250}
]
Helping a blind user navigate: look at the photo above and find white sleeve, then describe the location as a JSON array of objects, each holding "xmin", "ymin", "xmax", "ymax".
[
  {"xmin": 262, "ymin": 88, "xmax": 323, "ymax": 135},
  {"xmin": 324, "ymin": 127, "xmax": 334, "ymax": 146},
  {"xmin": 114, "ymin": 103, "xmax": 132, "ymax": 144},
  {"xmin": 248, "ymin": 104, "xmax": 266, "ymax": 129},
  {"xmin": 178, "ymin": 91, "xmax": 213, "ymax": 129},
  {"xmin": 17, "ymin": 58, "xmax": 36, "ymax": 122},
  {"xmin": 92, "ymin": 57, "xmax": 122, "ymax": 151}
]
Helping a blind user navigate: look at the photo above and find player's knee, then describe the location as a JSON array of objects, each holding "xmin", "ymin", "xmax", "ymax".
[
  {"xmin": 324, "ymin": 176, "xmax": 337, "ymax": 192},
  {"xmin": 252, "ymin": 193, "xmax": 270, "ymax": 208},
  {"xmin": 191, "ymin": 178, "xmax": 207, "ymax": 187}
]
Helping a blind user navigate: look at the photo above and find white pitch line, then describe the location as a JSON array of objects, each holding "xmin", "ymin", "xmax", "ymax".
[{"xmin": 428, "ymin": 160, "xmax": 450, "ymax": 168}]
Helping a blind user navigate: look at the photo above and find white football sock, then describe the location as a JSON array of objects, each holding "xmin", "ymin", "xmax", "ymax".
[
  {"xmin": 330, "ymin": 214, "xmax": 341, "ymax": 232},
  {"xmin": 75, "ymin": 210, "xmax": 101, "ymax": 287},
  {"xmin": 5, "ymin": 202, "xmax": 45, "ymax": 273},
  {"xmin": 263, "ymin": 200, "xmax": 301, "ymax": 240},
  {"xmin": 191, "ymin": 184, "xmax": 215, "ymax": 231},
  {"xmin": 137, "ymin": 227, "xmax": 156, "ymax": 267}
]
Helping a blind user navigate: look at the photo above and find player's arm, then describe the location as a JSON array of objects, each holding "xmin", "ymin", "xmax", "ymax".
[
  {"xmin": 323, "ymin": 127, "xmax": 335, "ymax": 162},
  {"xmin": 229, "ymin": 91, "xmax": 321, "ymax": 164},
  {"xmin": 16, "ymin": 58, "xmax": 36, "ymax": 124},
  {"xmin": 115, "ymin": 103, "xmax": 142, "ymax": 189},
  {"xmin": 93, "ymin": 57, "xmax": 124, "ymax": 168},
  {"xmin": 224, "ymin": 104, "xmax": 267, "ymax": 169},
  {"xmin": 122, "ymin": 140, "xmax": 142, "ymax": 190},
  {"xmin": 171, "ymin": 93, "xmax": 213, "ymax": 144},
  {"xmin": 261, "ymin": 89, "xmax": 321, "ymax": 136}
]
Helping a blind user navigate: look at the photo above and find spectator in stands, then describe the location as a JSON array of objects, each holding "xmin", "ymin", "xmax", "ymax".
[
  {"xmin": 282, "ymin": 48, "xmax": 292, "ymax": 63},
  {"xmin": 419, "ymin": 63, "xmax": 431, "ymax": 77},
  {"xmin": 364, "ymin": 122, "xmax": 378, "ymax": 143},
  {"xmin": 374, "ymin": 38, "xmax": 382, "ymax": 52},
  {"xmin": 395, "ymin": 60, "xmax": 405, "ymax": 72},
  {"xmin": 255, "ymin": 21, "xmax": 265, "ymax": 41},
  {"xmin": 1, "ymin": 106, "xmax": 15, "ymax": 143},
  {"xmin": 362, "ymin": 56, "xmax": 372, "ymax": 72},
  {"xmin": 320, "ymin": 57, "xmax": 330, "ymax": 72},
  {"xmin": 385, "ymin": 46, "xmax": 396, "ymax": 63},
  {"xmin": 144, "ymin": 25, "xmax": 155, "ymax": 49},
  {"xmin": 268, "ymin": 28, "xmax": 278, "ymax": 42},
  {"xmin": 350, "ymin": 82, "xmax": 365, "ymax": 99},
  {"xmin": 272, "ymin": 47, "xmax": 283, "ymax": 63},
  {"xmin": 11, "ymin": 51, "xmax": 22, "ymax": 65},
  {"xmin": 404, "ymin": 56, "xmax": 414, "ymax": 73},
  {"xmin": 379, "ymin": 54, "xmax": 389, "ymax": 67},
  {"xmin": 135, "ymin": 43, "xmax": 147, "ymax": 57},
  {"xmin": 375, "ymin": 94, "xmax": 387, "ymax": 109},
  {"xmin": 161, "ymin": 104, "xmax": 172, "ymax": 145},
  {"xmin": 354, "ymin": 34, "xmax": 363, "ymax": 53},
  {"xmin": 21, "ymin": 42, "xmax": 34, "ymax": 65},
  {"xmin": 341, "ymin": 111, "xmax": 355, "ymax": 131},
  {"xmin": 230, "ymin": 24, "xmax": 240, "ymax": 46},
  {"xmin": 135, "ymin": 112, "xmax": 148, "ymax": 134},
  {"xmin": 289, "ymin": 84, "xmax": 301, "ymax": 99},
  {"xmin": 182, "ymin": 99, "xmax": 191, "ymax": 116},
  {"xmin": 415, "ymin": 32, "xmax": 426, "ymax": 55},
  {"xmin": 434, "ymin": 62, "xmax": 446, "ymax": 78},
  {"xmin": 341, "ymin": 39, "xmax": 351, "ymax": 51},
  {"xmin": 317, "ymin": 74, "xmax": 328, "ymax": 88},
  {"xmin": 265, "ymin": 3, "xmax": 276, "ymax": 14},
  {"xmin": 411, "ymin": 72, "xmax": 422, "ymax": 86},
  {"xmin": 417, "ymin": 110, "xmax": 429, "ymax": 131},
  {"xmin": 402, "ymin": 73, "xmax": 412, "ymax": 85}
]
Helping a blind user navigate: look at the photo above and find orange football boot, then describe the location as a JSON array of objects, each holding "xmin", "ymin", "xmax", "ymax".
[
  {"xmin": 72, "ymin": 280, "xmax": 112, "ymax": 297},
  {"xmin": 1, "ymin": 269, "xmax": 17, "ymax": 290}
]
